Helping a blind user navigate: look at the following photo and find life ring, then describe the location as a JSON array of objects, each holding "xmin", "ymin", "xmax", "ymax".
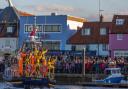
[{"xmin": 40, "ymin": 65, "xmax": 48, "ymax": 77}]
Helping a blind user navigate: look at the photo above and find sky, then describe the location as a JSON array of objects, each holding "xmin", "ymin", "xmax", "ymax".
[{"xmin": 0, "ymin": 0, "xmax": 128, "ymax": 21}]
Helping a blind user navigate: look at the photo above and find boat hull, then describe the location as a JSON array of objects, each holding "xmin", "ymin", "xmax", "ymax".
[
  {"xmin": 22, "ymin": 77, "xmax": 56, "ymax": 87},
  {"xmin": 105, "ymin": 76, "xmax": 124, "ymax": 83}
]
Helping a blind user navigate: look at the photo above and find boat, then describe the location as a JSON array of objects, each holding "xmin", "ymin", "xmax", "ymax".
[{"xmin": 94, "ymin": 67, "xmax": 124, "ymax": 83}]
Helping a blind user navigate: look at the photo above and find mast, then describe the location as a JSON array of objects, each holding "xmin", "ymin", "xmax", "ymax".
[{"xmin": 7, "ymin": 0, "xmax": 14, "ymax": 7}]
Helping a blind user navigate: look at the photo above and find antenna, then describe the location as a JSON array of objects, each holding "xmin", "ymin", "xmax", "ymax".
[
  {"xmin": 99, "ymin": 0, "xmax": 104, "ymax": 21},
  {"xmin": 6, "ymin": 0, "xmax": 14, "ymax": 7}
]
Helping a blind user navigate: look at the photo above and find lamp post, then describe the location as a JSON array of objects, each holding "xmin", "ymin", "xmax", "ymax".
[{"xmin": 83, "ymin": 48, "xmax": 86, "ymax": 76}]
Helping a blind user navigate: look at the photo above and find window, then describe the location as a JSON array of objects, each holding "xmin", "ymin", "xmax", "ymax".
[
  {"xmin": 100, "ymin": 28, "xmax": 107, "ymax": 35},
  {"xmin": 44, "ymin": 25, "xmax": 61, "ymax": 32},
  {"xmin": 25, "ymin": 24, "xmax": 43, "ymax": 32},
  {"xmin": 36, "ymin": 25, "xmax": 43, "ymax": 32},
  {"xmin": 42, "ymin": 41, "xmax": 60, "ymax": 50},
  {"xmin": 117, "ymin": 34, "xmax": 123, "ymax": 40},
  {"xmin": 5, "ymin": 40, "xmax": 10, "ymax": 48},
  {"xmin": 102, "ymin": 44, "xmax": 108, "ymax": 51},
  {"xmin": 116, "ymin": 19, "xmax": 124, "ymax": 25},
  {"xmin": 86, "ymin": 45, "xmax": 90, "ymax": 51},
  {"xmin": 71, "ymin": 45, "xmax": 76, "ymax": 51},
  {"xmin": 114, "ymin": 51, "xmax": 128, "ymax": 57},
  {"xmin": 7, "ymin": 27, "xmax": 13, "ymax": 33},
  {"xmin": 82, "ymin": 28, "xmax": 91, "ymax": 35},
  {"xmin": 25, "ymin": 25, "xmax": 33, "ymax": 32}
]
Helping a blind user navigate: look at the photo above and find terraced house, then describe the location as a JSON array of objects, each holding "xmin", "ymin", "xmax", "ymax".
[
  {"xmin": 109, "ymin": 15, "xmax": 128, "ymax": 58},
  {"xmin": 0, "ymin": 0, "xmax": 32, "ymax": 55},
  {"xmin": 68, "ymin": 15, "xmax": 112, "ymax": 56}
]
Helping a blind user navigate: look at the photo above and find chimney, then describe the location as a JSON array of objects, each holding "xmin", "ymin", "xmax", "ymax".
[
  {"xmin": 51, "ymin": 13, "xmax": 56, "ymax": 16},
  {"xmin": 100, "ymin": 14, "xmax": 103, "ymax": 22}
]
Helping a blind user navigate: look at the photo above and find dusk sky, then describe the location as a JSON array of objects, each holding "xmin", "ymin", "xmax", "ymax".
[{"xmin": 0, "ymin": 0, "xmax": 128, "ymax": 21}]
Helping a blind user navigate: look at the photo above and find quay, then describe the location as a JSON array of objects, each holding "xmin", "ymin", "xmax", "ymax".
[
  {"xmin": 78, "ymin": 82, "xmax": 128, "ymax": 88},
  {"xmin": 55, "ymin": 73, "xmax": 105, "ymax": 84},
  {"xmin": 55, "ymin": 73, "xmax": 128, "ymax": 88},
  {"xmin": 0, "ymin": 73, "xmax": 127, "ymax": 88}
]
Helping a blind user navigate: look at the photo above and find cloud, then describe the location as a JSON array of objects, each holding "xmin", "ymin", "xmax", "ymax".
[
  {"xmin": 26, "ymin": 4, "xmax": 75, "ymax": 13},
  {"xmin": 25, "ymin": 4, "xmax": 85, "ymax": 16}
]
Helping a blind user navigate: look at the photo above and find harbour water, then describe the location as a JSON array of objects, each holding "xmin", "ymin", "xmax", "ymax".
[{"xmin": 0, "ymin": 83, "xmax": 127, "ymax": 89}]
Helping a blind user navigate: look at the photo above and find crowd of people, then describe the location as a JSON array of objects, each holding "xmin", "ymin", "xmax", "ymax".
[
  {"xmin": 54, "ymin": 53, "xmax": 128, "ymax": 74},
  {"xmin": 0, "ymin": 53, "xmax": 128, "ymax": 75}
]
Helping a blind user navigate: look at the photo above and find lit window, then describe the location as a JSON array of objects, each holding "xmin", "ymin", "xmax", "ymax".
[
  {"xmin": 82, "ymin": 28, "xmax": 91, "ymax": 35},
  {"xmin": 117, "ymin": 34, "xmax": 123, "ymax": 40},
  {"xmin": 7, "ymin": 27, "xmax": 13, "ymax": 33},
  {"xmin": 116, "ymin": 19, "xmax": 124, "ymax": 25},
  {"xmin": 100, "ymin": 28, "xmax": 107, "ymax": 35}
]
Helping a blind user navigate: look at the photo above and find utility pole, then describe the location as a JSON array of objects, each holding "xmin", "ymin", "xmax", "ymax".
[
  {"xmin": 83, "ymin": 48, "xmax": 86, "ymax": 76},
  {"xmin": 98, "ymin": 0, "xmax": 104, "ymax": 56}
]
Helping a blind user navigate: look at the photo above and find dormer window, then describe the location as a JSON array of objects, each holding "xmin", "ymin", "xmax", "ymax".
[
  {"xmin": 82, "ymin": 28, "xmax": 91, "ymax": 36},
  {"xmin": 7, "ymin": 27, "xmax": 13, "ymax": 33},
  {"xmin": 116, "ymin": 19, "xmax": 124, "ymax": 25},
  {"xmin": 100, "ymin": 28, "xmax": 107, "ymax": 35}
]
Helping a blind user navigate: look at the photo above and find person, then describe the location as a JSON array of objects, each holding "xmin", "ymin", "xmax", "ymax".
[{"xmin": 30, "ymin": 27, "xmax": 37, "ymax": 42}]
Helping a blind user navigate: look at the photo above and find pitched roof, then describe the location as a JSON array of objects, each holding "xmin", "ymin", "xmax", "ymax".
[
  {"xmin": 17, "ymin": 10, "xmax": 33, "ymax": 16},
  {"xmin": 0, "ymin": 9, "xmax": 2, "ymax": 12},
  {"xmin": 68, "ymin": 22, "xmax": 112, "ymax": 44},
  {"xmin": 0, "ymin": 6, "xmax": 33, "ymax": 23},
  {"xmin": 0, "ymin": 6, "xmax": 19, "ymax": 23},
  {"xmin": 67, "ymin": 15, "xmax": 87, "ymax": 22}
]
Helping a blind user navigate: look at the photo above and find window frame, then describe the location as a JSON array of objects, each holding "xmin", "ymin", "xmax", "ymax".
[
  {"xmin": 117, "ymin": 34, "xmax": 123, "ymax": 40},
  {"xmin": 116, "ymin": 19, "xmax": 124, "ymax": 25},
  {"xmin": 102, "ymin": 44, "xmax": 108, "ymax": 51},
  {"xmin": 100, "ymin": 28, "xmax": 107, "ymax": 35},
  {"xmin": 42, "ymin": 40, "xmax": 61, "ymax": 50},
  {"xmin": 82, "ymin": 28, "xmax": 91, "ymax": 36},
  {"xmin": 43, "ymin": 24, "xmax": 62, "ymax": 33},
  {"xmin": 7, "ymin": 27, "xmax": 13, "ymax": 33},
  {"xmin": 24, "ymin": 24, "xmax": 43, "ymax": 33}
]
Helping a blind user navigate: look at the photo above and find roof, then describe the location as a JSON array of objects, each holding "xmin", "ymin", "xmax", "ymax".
[
  {"xmin": 0, "ymin": 9, "xmax": 2, "ymax": 12},
  {"xmin": 111, "ymin": 15, "xmax": 128, "ymax": 34},
  {"xmin": 0, "ymin": 6, "xmax": 19, "ymax": 23},
  {"xmin": 67, "ymin": 15, "xmax": 87, "ymax": 22},
  {"xmin": 17, "ymin": 10, "xmax": 33, "ymax": 16},
  {"xmin": 68, "ymin": 22, "xmax": 112, "ymax": 44},
  {"xmin": 0, "ymin": 6, "xmax": 33, "ymax": 23}
]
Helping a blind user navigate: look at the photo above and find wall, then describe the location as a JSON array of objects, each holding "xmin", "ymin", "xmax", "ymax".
[
  {"xmin": 67, "ymin": 20, "xmax": 83, "ymax": 30},
  {"xmin": 19, "ymin": 15, "xmax": 76, "ymax": 50},
  {"xmin": 109, "ymin": 34, "xmax": 128, "ymax": 58}
]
